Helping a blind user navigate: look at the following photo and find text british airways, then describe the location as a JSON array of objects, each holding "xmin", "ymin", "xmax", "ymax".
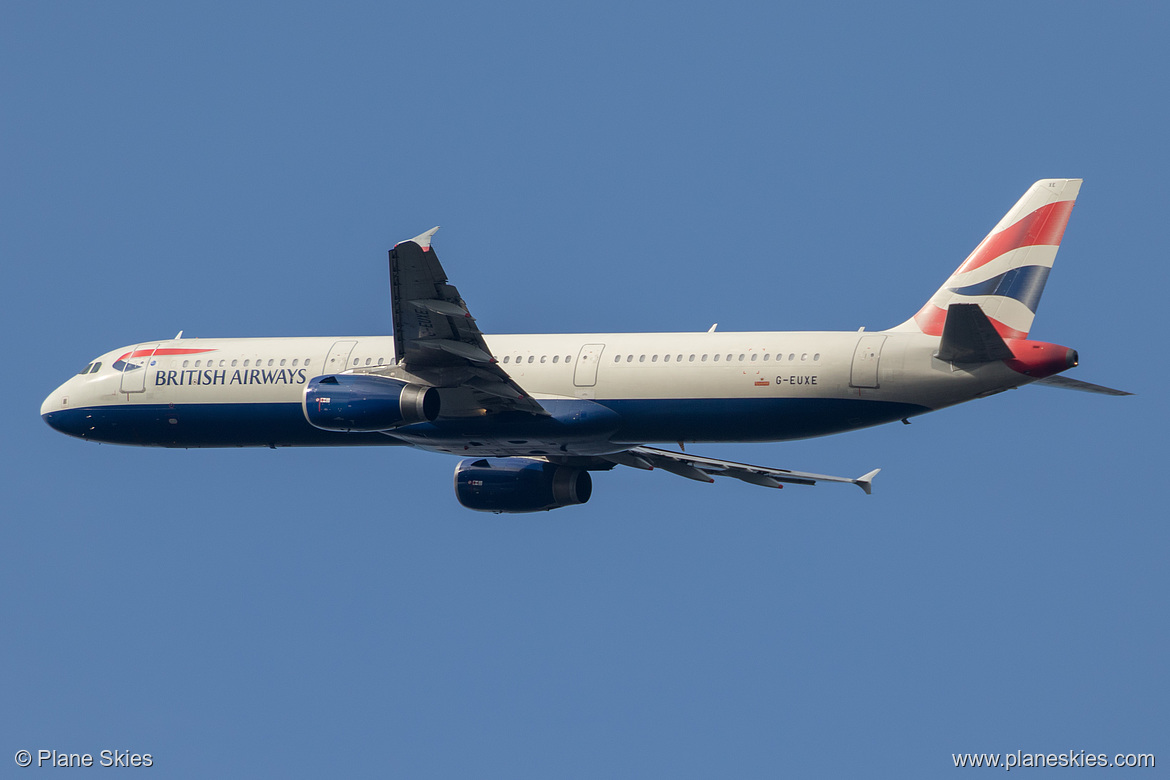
[{"xmin": 154, "ymin": 368, "xmax": 308, "ymax": 387}]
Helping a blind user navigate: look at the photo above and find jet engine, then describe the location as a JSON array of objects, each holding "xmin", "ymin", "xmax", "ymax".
[
  {"xmin": 454, "ymin": 458, "xmax": 593, "ymax": 513},
  {"xmin": 303, "ymin": 374, "xmax": 440, "ymax": 432}
]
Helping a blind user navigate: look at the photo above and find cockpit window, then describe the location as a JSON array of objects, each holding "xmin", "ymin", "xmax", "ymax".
[
  {"xmin": 78, "ymin": 363, "xmax": 93, "ymax": 375},
  {"xmin": 90, "ymin": 362, "xmax": 101, "ymax": 373},
  {"xmin": 78, "ymin": 362, "xmax": 102, "ymax": 375}
]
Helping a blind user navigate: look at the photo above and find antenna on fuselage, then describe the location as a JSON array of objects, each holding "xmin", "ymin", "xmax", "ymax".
[
  {"xmin": 708, "ymin": 323, "xmax": 717, "ymax": 333},
  {"xmin": 174, "ymin": 330, "xmax": 184, "ymax": 339}
]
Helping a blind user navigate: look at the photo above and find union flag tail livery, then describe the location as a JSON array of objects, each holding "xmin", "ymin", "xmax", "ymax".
[
  {"xmin": 894, "ymin": 178, "xmax": 1082, "ymax": 339},
  {"xmin": 42, "ymin": 178, "xmax": 1129, "ymax": 513}
]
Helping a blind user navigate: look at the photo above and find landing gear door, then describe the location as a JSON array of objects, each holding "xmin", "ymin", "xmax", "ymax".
[
  {"xmin": 118, "ymin": 343, "xmax": 160, "ymax": 393},
  {"xmin": 850, "ymin": 335, "xmax": 886, "ymax": 389}
]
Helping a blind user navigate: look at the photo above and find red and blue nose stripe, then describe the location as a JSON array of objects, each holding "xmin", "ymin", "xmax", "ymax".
[{"xmin": 112, "ymin": 348, "xmax": 216, "ymax": 372}]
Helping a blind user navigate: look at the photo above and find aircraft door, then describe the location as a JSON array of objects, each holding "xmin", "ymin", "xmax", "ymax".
[
  {"xmin": 850, "ymin": 335, "xmax": 887, "ymax": 389},
  {"xmin": 118, "ymin": 343, "xmax": 160, "ymax": 393},
  {"xmin": 573, "ymin": 343, "xmax": 605, "ymax": 387},
  {"xmin": 324, "ymin": 340, "xmax": 358, "ymax": 374}
]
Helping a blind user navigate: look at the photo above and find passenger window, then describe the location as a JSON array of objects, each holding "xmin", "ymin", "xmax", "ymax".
[
  {"xmin": 553, "ymin": 355, "xmax": 559, "ymax": 363},
  {"xmin": 801, "ymin": 353, "xmax": 807, "ymax": 361},
  {"xmin": 540, "ymin": 356, "xmax": 546, "ymax": 363},
  {"xmin": 652, "ymin": 355, "xmax": 658, "ymax": 362},
  {"xmin": 626, "ymin": 355, "xmax": 633, "ymax": 362},
  {"xmin": 195, "ymin": 360, "xmax": 201, "ymax": 367},
  {"xmin": 503, "ymin": 356, "xmax": 510, "ymax": 363},
  {"xmin": 677, "ymin": 354, "xmax": 683, "ymax": 362},
  {"xmin": 689, "ymin": 354, "xmax": 695, "ymax": 362},
  {"xmin": 377, "ymin": 358, "xmax": 383, "ymax": 365},
  {"xmin": 565, "ymin": 355, "xmax": 572, "ymax": 363},
  {"xmin": 738, "ymin": 354, "xmax": 745, "ymax": 361},
  {"xmin": 183, "ymin": 360, "xmax": 190, "ymax": 368},
  {"xmin": 764, "ymin": 354, "xmax": 770, "ymax": 361},
  {"xmin": 750, "ymin": 354, "xmax": 757, "ymax": 361},
  {"xmin": 663, "ymin": 354, "xmax": 670, "ymax": 362},
  {"xmin": 639, "ymin": 355, "xmax": 645, "ymax": 362},
  {"xmin": 305, "ymin": 359, "xmax": 311, "ymax": 366},
  {"xmin": 813, "ymin": 353, "xmax": 821, "ymax": 361},
  {"xmin": 280, "ymin": 359, "xmax": 286, "ymax": 366},
  {"xmin": 527, "ymin": 355, "xmax": 534, "ymax": 364},
  {"xmin": 713, "ymin": 354, "xmax": 720, "ymax": 362},
  {"xmin": 789, "ymin": 353, "xmax": 795, "ymax": 361},
  {"xmin": 701, "ymin": 354, "xmax": 708, "ymax": 362},
  {"xmin": 726, "ymin": 354, "xmax": 732, "ymax": 361},
  {"xmin": 614, "ymin": 355, "xmax": 621, "ymax": 362}
]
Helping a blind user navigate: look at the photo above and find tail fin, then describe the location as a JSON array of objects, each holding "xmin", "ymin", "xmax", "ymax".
[{"xmin": 891, "ymin": 179, "xmax": 1082, "ymax": 339}]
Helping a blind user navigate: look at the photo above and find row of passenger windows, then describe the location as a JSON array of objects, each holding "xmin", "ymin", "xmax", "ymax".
[
  {"xmin": 183, "ymin": 356, "xmax": 400, "ymax": 368},
  {"xmin": 183, "ymin": 357, "xmax": 314, "ymax": 368},
  {"xmin": 501, "ymin": 355, "xmax": 574, "ymax": 364},
  {"xmin": 612, "ymin": 352, "xmax": 820, "ymax": 364},
  {"xmin": 497, "ymin": 352, "xmax": 821, "ymax": 365},
  {"xmin": 181, "ymin": 357, "xmax": 396, "ymax": 368},
  {"xmin": 87, "ymin": 351, "xmax": 819, "ymax": 372}
]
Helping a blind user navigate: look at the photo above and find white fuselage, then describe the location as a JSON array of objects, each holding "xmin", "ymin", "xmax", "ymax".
[{"xmin": 41, "ymin": 329, "xmax": 1034, "ymax": 456}]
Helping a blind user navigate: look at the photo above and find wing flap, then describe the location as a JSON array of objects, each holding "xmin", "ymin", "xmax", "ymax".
[{"xmin": 414, "ymin": 338, "xmax": 495, "ymax": 364}]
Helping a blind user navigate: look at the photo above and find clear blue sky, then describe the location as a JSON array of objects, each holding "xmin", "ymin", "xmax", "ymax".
[{"xmin": 3, "ymin": 2, "xmax": 1165, "ymax": 776}]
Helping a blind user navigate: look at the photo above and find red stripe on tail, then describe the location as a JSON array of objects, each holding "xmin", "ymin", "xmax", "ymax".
[{"xmin": 956, "ymin": 200, "xmax": 1075, "ymax": 274}]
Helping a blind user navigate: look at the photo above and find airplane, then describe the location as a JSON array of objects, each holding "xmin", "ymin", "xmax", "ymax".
[{"xmin": 41, "ymin": 178, "xmax": 1129, "ymax": 512}]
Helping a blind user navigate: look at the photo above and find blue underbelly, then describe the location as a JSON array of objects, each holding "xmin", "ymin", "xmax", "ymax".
[{"xmin": 43, "ymin": 396, "xmax": 929, "ymax": 449}]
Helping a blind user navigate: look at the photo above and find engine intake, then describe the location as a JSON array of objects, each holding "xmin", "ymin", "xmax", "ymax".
[
  {"xmin": 303, "ymin": 374, "xmax": 440, "ymax": 432},
  {"xmin": 455, "ymin": 458, "xmax": 593, "ymax": 513}
]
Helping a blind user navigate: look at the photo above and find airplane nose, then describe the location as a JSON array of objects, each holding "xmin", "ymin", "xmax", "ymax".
[
  {"xmin": 41, "ymin": 404, "xmax": 92, "ymax": 439},
  {"xmin": 41, "ymin": 382, "xmax": 83, "ymax": 437},
  {"xmin": 40, "ymin": 391, "xmax": 61, "ymax": 418}
]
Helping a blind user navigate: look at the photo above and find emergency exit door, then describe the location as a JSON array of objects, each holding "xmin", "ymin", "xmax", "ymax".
[{"xmin": 850, "ymin": 335, "xmax": 886, "ymax": 389}]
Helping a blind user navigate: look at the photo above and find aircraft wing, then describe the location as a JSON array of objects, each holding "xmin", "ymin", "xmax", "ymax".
[
  {"xmin": 603, "ymin": 446, "xmax": 880, "ymax": 494},
  {"xmin": 377, "ymin": 227, "xmax": 547, "ymax": 415}
]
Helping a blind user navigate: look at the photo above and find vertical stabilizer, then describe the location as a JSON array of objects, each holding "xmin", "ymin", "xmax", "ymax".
[{"xmin": 891, "ymin": 179, "xmax": 1082, "ymax": 339}]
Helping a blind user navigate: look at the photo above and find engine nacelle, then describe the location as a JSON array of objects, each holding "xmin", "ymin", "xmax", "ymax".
[
  {"xmin": 303, "ymin": 374, "xmax": 440, "ymax": 432},
  {"xmin": 454, "ymin": 458, "xmax": 593, "ymax": 513}
]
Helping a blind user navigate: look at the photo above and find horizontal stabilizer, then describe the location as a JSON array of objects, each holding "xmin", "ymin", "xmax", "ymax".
[
  {"xmin": 936, "ymin": 303, "xmax": 1014, "ymax": 363},
  {"xmin": 1033, "ymin": 376, "xmax": 1133, "ymax": 396}
]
